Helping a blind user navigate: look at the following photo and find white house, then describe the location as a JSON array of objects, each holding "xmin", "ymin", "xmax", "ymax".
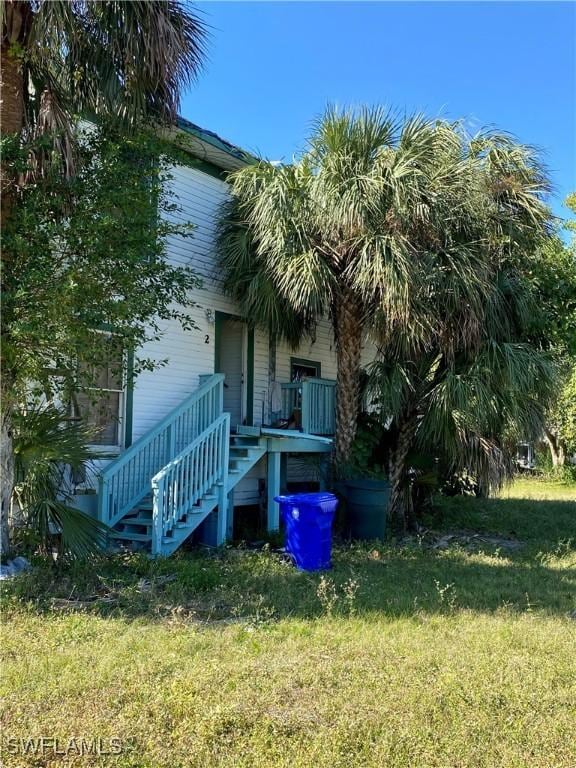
[{"xmin": 81, "ymin": 118, "xmax": 377, "ymax": 556}]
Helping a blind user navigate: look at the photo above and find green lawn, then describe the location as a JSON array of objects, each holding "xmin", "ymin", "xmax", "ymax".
[{"xmin": 2, "ymin": 479, "xmax": 575, "ymax": 767}]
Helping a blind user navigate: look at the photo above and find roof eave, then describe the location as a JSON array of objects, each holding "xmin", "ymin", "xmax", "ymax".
[{"xmin": 161, "ymin": 117, "xmax": 257, "ymax": 173}]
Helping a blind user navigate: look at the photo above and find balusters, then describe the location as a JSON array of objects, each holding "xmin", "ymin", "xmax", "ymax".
[{"xmin": 98, "ymin": 375, "xmax": 226, "ymax": 529}]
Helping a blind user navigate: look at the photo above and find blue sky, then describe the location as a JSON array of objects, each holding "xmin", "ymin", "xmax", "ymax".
[{"xmin": 182, "ymin": 1, "xmax": 575, "ymax": 221}]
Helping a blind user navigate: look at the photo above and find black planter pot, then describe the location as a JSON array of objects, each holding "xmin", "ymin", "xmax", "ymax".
[{"xmin": 344, "ymin": 478, "xmax": 390, "ymax": 541}]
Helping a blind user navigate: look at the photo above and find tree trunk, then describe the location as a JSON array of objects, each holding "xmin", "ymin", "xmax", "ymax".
[
  {"xmin": 1, "ymin": 1, "xmax": 30, "ymax": 229},
  {"xmin": 1, "ymin": 2, "xmax": 31, "ymax": 557},
  {"xmin": 0, "ymin": 401, "xmax": 14, "ymax": 558},
  {"xmin": 0, "ymin": 42, "xmax": 24, "ymax": 134},
  {"xmin": 332, "ymin": 287, "xmax": 364, "ymax": 467},
  {"xmin": 387, "ymin": 413, "xmax": 418, "ymax": 533},
  {"xmin": 543, "ymin": 428, "xmax": 565, "ymax": 468}
]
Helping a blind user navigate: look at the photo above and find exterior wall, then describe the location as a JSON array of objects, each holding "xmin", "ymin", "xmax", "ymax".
[
  {"xmin": 275, "ymin": 318, "xmax": 338, "ymax": 384},
  {"xmin": 276, "ymin": 318, "xmax": 379, "ymax": 387},
  {"xmin": 127, "ymin": 163, "xmax": 270, "ymax": 505}
]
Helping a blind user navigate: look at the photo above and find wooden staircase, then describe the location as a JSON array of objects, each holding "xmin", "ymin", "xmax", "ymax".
[
  {"xmin": 108, "ymin": 432, "xmax": 266, "ymax": 555},
  {"xmin": 98, "ymin": 375, "xmax": 266, "ymax": 557}
]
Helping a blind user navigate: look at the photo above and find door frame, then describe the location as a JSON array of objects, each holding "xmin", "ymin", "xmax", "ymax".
[{"xmin": 214, "ymin": 311, "xmax": 255, "ymax": 426}]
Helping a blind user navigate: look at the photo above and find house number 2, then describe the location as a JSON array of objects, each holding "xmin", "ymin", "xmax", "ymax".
[{"xmin": 205, "ymin": 335, "xmax": 210, "ymax": 344}]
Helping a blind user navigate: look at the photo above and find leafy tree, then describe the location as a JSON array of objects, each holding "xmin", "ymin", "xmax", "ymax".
[
  {"xmin": 525, "ymin": 197, "xmax": 576, "ymax": 466},
  {"xmin": 1, "ymin": 125, "xmax": 200, "ymax": 554},
  {"xmin": 545, "ymin": 366, "xmax": 576, "ymax": 465},
  {"xmin": 1, "ymin": 0, "xmax": 206, "ymax": 555},
  {"xmin": 217, "ymin": 107, "xmax": 551, "ymax": 469}
]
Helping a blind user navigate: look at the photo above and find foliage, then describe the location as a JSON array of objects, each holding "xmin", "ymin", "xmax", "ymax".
[
  {"xmin": 12, "ymin": 402, "xmax": 108, "ymax": 559},
  {"xmin": 549, "ymin": 364, "xmax": 576, "ymax": 455},
  {"xmin": 1, "ymin": 1, "xmax": 206, "ymax": 130},
  {"xmin": 1, "ymin": 0, "xmax": 207, "ymax": 556},
  {"xmin": 219, "ymin": 109, "xmax": 550, "ymax": 348},
  {"xmin": 518, "ymin": 195, "xmax": 576, "ymax": 465},
  {"xmin": 218, "ymin": 107, "xmax": 552, "ymax": 466},
  {"xmin": 546, "ymin": 464, "xmax": 576, "ymax": 484},
  {"xmin": 2, "ymin": 482, "xmax": 575, "ymax": 767},
  {"xmin": 524, "ymin": 230, "xmax": 576, "ymax": 355},
  {"xmin": 1, "ymin": 123, "xmax": 201, "ymax": 407},
  {"xmin": 539, "ymin": 199, "xmax": 576, "ymax": 463},
  {"xmin": 441, "ymin": 470, "xmax": 479, "ymax": 497},
  {"xmin": 369, "ymin": 341, "xmax": 555, "ymax": 518},
  {"xmin": 532, "ymin": 447, "xmax": 576, "ymax": 483},
  {"xmin": 339, "ymin": 412, "xmax": 388, "ymax": 480}
]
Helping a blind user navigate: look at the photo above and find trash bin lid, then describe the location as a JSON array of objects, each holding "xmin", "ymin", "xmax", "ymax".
[{"xmin": 274, "ymin": 492, "xmax": 337, "ymax": 505}]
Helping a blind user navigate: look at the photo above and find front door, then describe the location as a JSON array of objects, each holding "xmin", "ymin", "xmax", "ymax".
[{"xmin": 215, "ymin": 314, "xmax": 248, "ymax": 430}]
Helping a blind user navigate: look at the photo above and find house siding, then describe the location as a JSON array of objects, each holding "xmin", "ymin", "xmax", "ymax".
[{"xmin": 129, "ymin": 164, "xmax": 269, "ymax": 505}]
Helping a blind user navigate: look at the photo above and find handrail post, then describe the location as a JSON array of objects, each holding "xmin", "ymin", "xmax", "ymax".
[
  {"xmin": 166, "ymin": 423, "xmax": 175, "ymax": 464},
  {"xmin": 152, "ymin": 476, "xmax": 164, "ymax": 556},
  {"xmin": 98, "ymin": 476, "xmax": 109, "ymax": 524},
  {"xmin": 329, "ymin": 381, "xmax": 336, "ymax": 435},
  {"xmin": 217, "ymin": 376, "xmax": 224, "ymax": 417},
  {"xmin": 216, "ymin": 414, "xmax": 230, "ymax": 545},
  {"xmin": 301, "ymin": 380, "xmax": 311, "ymax": 434}
]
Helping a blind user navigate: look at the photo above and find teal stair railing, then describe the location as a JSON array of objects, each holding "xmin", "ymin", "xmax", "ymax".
[
  {"xmin": 151, "ymin": 413, "xmax": 230, "ymax": 555},
  {"xmin": 281, "ymin": 378, "xmax": 336, "ymax": 435},
  {"xmin": 98, "ymin": 374, "xmax": 225, "ymax": 529}
]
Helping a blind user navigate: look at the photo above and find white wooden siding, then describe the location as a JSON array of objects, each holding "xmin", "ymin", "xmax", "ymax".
[{"xmin": 130, "ymin": 164, "xmax": 268, "ymax": 504}]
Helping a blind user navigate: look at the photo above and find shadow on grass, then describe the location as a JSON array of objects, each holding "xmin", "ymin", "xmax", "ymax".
[{"xmin": 2, "ymin": 496, "xmax": 575, "ymax": 624}]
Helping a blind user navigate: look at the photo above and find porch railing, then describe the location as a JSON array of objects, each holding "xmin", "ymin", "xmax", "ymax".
[
  {"xmin": 281, "ymin": 377, "xmax": 336, "ymax": 435},
  {"xmin": 151, "ymin": 413, "xmax": 230, "ymax": 555},
  {"xmin": 98, "ymin": 374, "xmax": 225, "ymax": 528}
]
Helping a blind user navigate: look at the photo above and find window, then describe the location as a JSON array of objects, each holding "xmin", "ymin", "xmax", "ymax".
[
  {"xmin": 70, "ymin": 337, "xmax": 124, "ymax": 448},
  {"xmin": 290, "ymin": 357, "xmax": 321, "ymax": 382}
]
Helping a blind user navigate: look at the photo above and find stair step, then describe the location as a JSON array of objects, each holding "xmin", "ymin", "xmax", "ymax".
[
  {"xmin": 230, "ymin": 436, "xmax": 261, "ymax": 446},
  {"xmin": 109, "ymin": 531, "xmax": 151, "ymax": 542},
  {"xmin": 236, "ymin": 425, "xmax": 261, "ymax": 437},
  {"xmin": 120, "ymin": 516, "xmax": 153, "ymax": 527},
  {"xmin": 229, "ymin": 447, "xmax": 251, "ymax": 456}
]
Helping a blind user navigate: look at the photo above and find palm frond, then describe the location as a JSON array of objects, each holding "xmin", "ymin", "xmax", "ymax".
[
  {"xmin": 28, "ymin": 0, "xmax": 208, "ymax": 125},
  {"xmin": 12, "ymin": 402, "xmax": 108, "ymax": 559}
]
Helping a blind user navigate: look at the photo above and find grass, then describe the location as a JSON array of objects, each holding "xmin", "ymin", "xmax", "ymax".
[{"xmin": 1, "ymin": 479, "xmax": 575, "ymax": 767}]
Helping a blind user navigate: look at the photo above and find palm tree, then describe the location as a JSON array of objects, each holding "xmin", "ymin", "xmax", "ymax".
[
  {"xmin": 1, "ymin": 0, "xmax": 206, "ymax": 218},
  {"xmin": 217, "ymin": 108, "xmax": 551, "ymax": 468},
  {"xmin": 1, "ymin": 0, "xmax": 207, "ymax": 555},
  {"xmin": 12, "ymin": 402, "xmax": 109, "ymax": 559},
  {"xmin": 366, "ymin": 141, "xmax": 556, "ymax": 529},
  {"xmin": 370, "ymin": 343, "xmax": 555, "ymax": 531}
]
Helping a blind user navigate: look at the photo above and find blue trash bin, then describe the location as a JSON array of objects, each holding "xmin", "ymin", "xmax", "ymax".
[{"xmin": 274, "ymin": 492, "xmax": 338, "ymax": 571}]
